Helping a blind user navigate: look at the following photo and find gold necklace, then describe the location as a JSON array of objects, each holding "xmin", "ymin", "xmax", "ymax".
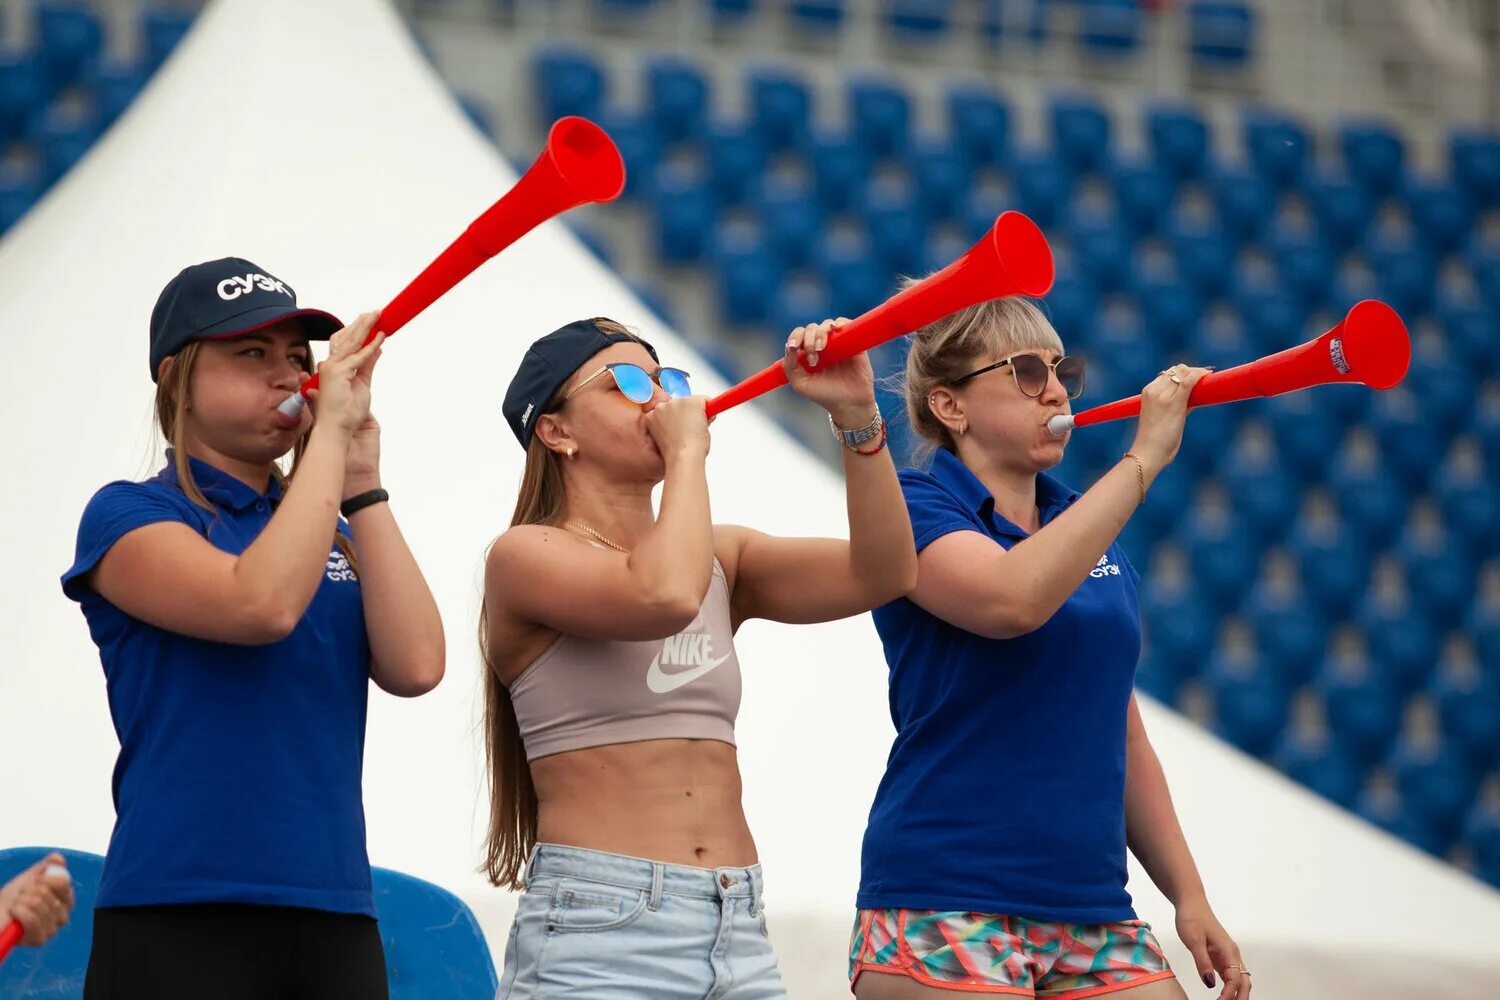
[{"xmin": 565, "ymin": 520, "xmax": 631, "ymax": 553}]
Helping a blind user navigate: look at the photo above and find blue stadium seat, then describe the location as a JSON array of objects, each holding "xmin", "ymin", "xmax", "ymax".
[
  {"xmin": 1328, "ymin": 433, "xmax": 1411, "ymax": 541},
  {"xmin": 1434, "ymin": 443, "xmax": 1500, "ymax": 554},
  {"xmin": 1230, "ymin": 267, "xmax": 1307, "ymax": 352},
  {"xmin": 1316, "ymin": 644, "xmax": 1401, "ymax": 765},
  {"xmin": 847, "ymin": 76, "xmax": 911, "ymax": 159},
  {"xmin": 1244, "ymin": 560, "xmax": 1328, "ymax": 688},
  {"xmin": 1291, "ymin": 506, "xmax": 1372, "ymax": 619},
  {"xmin": 1243, "ymin": 109, "xmax": 1311, "ymax": 191},
  {"xmin": 1193, "ymin": 305, "xmax": 1257, "ymax": 371},
  {"xmin": 1138, "ymin": 555, "xmax": 1218, "ymax": 701},
  {"xmin": 907, "ymin": 138, "xmax": 970, "ymax": 221},
  {"xmin": 87, "ymin": 62, "xmax": 147, "ymax": 128},
  {"xmin": 0, "ymin": 54, "xmax": 46, "ymax": 138},
  {"xmin": 788, "ymin": 0, "xmax": 845, "ymax": 32},
  {"xmin": 1273, "ymin": 727, "xmax": 1365, "ymax": 809},
  {"xmin": 713, "ymin": 224, "xmax": 783, "ymax": 324},
  {"xmin": 979, "ymin": 0, "xmax": 1054, "ymax": 46},
  {"xmin": 747, "ymin": 66, "xmax": 811, "ymax": 152},
  {"xmin": 372, "ymin": 868, "xmax": 498, "ymax": 1000},
  {"xmin": 1263, "ymin": 388, "xmax": 1340, "ymax": 484},
  {"xmin": 1356, "ymin": 581, "xmax": 1442, "ymax": 696},
  {"xmin": 1397, "ymin": 515, "xmax": 1477, "ymax": 630},
  {"xmin": 570, "ymin": 224, "xmax": 613, "ymax": 265},
  {"xmin": 1357, "ymin": 781, "xmax": 1448, "ymax": 857},
  {"xmin": 1365, "ymin": 229, "xmax": 1437, "ymax": 318},
  {"xmin": 36, "ymin": 2, "xmax": 104, "ymax": 96},
  {"xmin": 1041, "ymin": 269, "xmax": 1098, "ymax": 343},
  {"xmin": 1209, "ymin": 166, "xmax": 1275, "ymax": 244},
  {"xmin": 707, "ymin": 0, "xmax": 759, "ymax": 23},
  {"xmin": 887, "ymin": 0, "xmax": 954, "ymax": 40},
  {"xmin": 1405, "ymin": 179, "xmax": 1475, "ymax": 256},
  {"xmin": 959, "ymin": 177, "xmax": 1011, "ymax": 242},
  {"xmin": 769, "ymin": 274, "xmax": 834, "ymax": 340},
  {"xmin": 1329, "ymin": 257, "xmax": 1382, "ymax": 319},
  {"xmin": 1431, "ymin": 651, "xmax": 1500, "ymax": 772},
  {"xmin": 752, "ymin": 171, "xmax": 824, "ymax": 269},
  {"xmin": 1065, "ymin": 205, "xmax": 1132, "ymax": 294},
  {"xmin": 1166, "ymin": 213, "xmax": 1234, "ymax": 297},
  {"xmin": 814, "ymin": 224, "xmax": 889, "ymax": 318},
  {"xmin": 1188, "ymin": 1, "xmax": 1254, "ymax": 67},
  {"xmin": 1464, "ymin": 795, "xmax": 1500, "ymax": 888},
  {"xmin": 599, "ymin": 111, "xmax": 662, "ymax": 199},
  {"xmin": 1009, "ymin": 150, "xmax": 1073, "ymax": 228},
  {"xmin": 1204, "ymin": 643, "xmax": 1289, "ymax": 757},
  {"xmin": 1367, "ymin": 389, "xmax": 1440, "ymax": 494},
  {"xmin": 1088, "ymin": 302, "xmax": 1161, "ymax": 395},
  {"xmin": 1338, "ymin": 119, "xmax": 1405, "ymax": 198},
  {"xmin": 0, "ymin": 161, "xmax": 44, "ymax": 235},
  {"xmin": 1049, "ymin": 94, "xmax": 1111, "ymax": 175},
  {"xmin": 859, "ymin": 173, "xmax": 928, "ymax": 274},
  {"xmin": 1267, "ymin": 225, "xmax": 1336, "ymax": 311},
  {"xmin": 920, "ymin": 225, "xmax": 971, "ymax": 276},
  {"xmin": 0, "ymin": 847, "xmax": 104, "ymax": 994},
  {"xmin": 1389, "ymin": 733, "xmax": 1479, "ymax": 847},
  {"xmin": 1438, "ymin": 295, "xmax": 1499, "ymax": 380},
  {"xmin": 1145, "ymin": 104, "xmax": 1211, "ymax": 181},
  {"xmin": 629, "ymin": 279, "xmax": 678, "ymax": 329},
  {"xmin": 648, "ymin": 164, "xmax": 717, "ymax": 263},
  {"xmin": 1134, "ymin": 272, "xmax": 1201, "ymax": 353},
  {"xmin": 1216, "ymin": 432, "xmax": 1299, "ymax": 547},
  {"xmin": 1449, "ymin": 130, "xmax": 1500, "ymax": 210},
  {"xmin": 1110, "ymin": 158, "xmax": 1174, "ymax": 237},
  {"xmin": 1305, "ymin": 173, "xmax": 1375, "ymax": 251},
  {"xmin": 1404, "ymin": 336, "xmax": 1473, "ymax": 438},
  {"xmin": 1077, "ymin": 0, "xmax": 1142, "ymax": 55},
  {"xmin": 1178, "ymin": 496, "xmax": 1260, "ymax": 614},
  {"xmin": 645, "ymin": 57, "xmax": 710, "ymax": 144},
  {"xmin": 141, "ymin": 7, "xmax": 195, "ymax": 71},
  {"xmin": 33, "ymin": 102, "xmax": 101, "ymax": 183},
  {"xmin": 808, "ymin": 131, "xmax": 873, "ymax": 213},
  {"xmin": 705, "ymin": 121, "xmax": 768, "ymax": 206},
  {"xmin": 1472, "ymin": 245, "xmax": 1500, "ymax": 313},
  {"xmin": 946, "ymin": 84, "xmax": 1010, "ymax": 167},
  {"xmin": 531, "ymin": 47, "xmax": 606, "ymax": 127}
]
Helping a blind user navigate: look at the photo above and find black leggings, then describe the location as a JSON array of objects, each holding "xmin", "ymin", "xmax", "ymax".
[{"xmin": 83, "ymin": 903, "xmax": 389, "ymax": 1000}]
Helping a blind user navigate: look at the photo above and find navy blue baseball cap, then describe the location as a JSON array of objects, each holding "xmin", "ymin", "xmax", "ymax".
[
  {"xmin": 149, "ymin": 257, "xmax": 343, "ymax": 381},
  {"xmin": 503, "ymin": 318, "xmax": 660, "ymax": 448}
]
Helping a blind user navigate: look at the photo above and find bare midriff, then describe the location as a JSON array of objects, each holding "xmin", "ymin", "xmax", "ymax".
[{"xmin": 530, "ymin": 738, "xmax": 758, "ymax": 869}]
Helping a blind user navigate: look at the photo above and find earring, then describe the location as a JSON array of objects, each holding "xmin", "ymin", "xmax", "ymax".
[
  {"xmin": 567, "ymin": 448, "xmax": 576, "ymax": 458},
  {"xmin": 958, "ymin": 421, "xmax": 968, "ymax": 435}
]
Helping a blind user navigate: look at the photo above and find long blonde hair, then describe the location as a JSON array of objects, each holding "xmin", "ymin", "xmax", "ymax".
[
  {"xmin": 901, "ymin": 294, "xmax": 1063, "ymax": 465},
  {"xmin": 154, "ymin": 340, "xmax": 357, "ymax": 568},
  {"xmin": 479, "ymin": 317, "xmax": 643, "ymax": 889}
]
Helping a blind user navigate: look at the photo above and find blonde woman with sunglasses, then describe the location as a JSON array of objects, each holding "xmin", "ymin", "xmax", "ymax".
[
  {"xmin": 482, "ymin": 316, "xmax": 917, "ymax": 999},
  {"xmin": 849, "ymin": 296, "xmax": 1252, "ymax": 1000}
]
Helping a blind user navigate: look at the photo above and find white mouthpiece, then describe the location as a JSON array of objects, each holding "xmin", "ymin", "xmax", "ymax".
[
  {"xmin": 43, "ymin": 864, "xmax": 69, "ymax": 880},
  {"xmin": 1047, "ymin": 414, "xmax": 1075, "ymax": 438},
  {"xmin": 276, "ymin": 393, "xmax": 308, "ymax": 421}
]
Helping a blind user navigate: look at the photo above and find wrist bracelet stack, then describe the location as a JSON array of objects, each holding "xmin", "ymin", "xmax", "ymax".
[{"xmin": 829, "ymin": 411, "xmax": 887, "ymax": 457}]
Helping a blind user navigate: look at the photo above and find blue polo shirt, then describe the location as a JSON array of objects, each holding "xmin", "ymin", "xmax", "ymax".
[
  {"xmin": 859, "ymin": 448, "xmax": 1142, "ymax": 924},
  {"xmin": 61, "ymin": 454, "xmax": 374, "ymax": 916}
]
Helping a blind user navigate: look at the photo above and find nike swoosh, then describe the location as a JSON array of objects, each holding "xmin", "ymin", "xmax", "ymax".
[{"xmin": 646, "ymin": 651, "xmax": 732, "ymax": 694}]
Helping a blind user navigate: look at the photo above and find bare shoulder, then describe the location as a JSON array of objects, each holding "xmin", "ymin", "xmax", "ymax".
[
  {"xmin": 712, "ymin": 523, "xmax": 761, "ymax": 592},
  {"xmin": 487, "ymin": 523, "xmax": 582, "ymax": 576}
]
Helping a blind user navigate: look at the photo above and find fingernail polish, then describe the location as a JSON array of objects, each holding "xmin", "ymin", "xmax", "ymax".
[{"xmin": 1202, "ymin": 973, "xmax": 1216, "ymax": 988}]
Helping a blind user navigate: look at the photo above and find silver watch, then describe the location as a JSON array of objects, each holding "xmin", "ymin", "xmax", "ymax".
[{"xmin": 829, "ymin": 410, "xmax": 884, "ymax": 449}]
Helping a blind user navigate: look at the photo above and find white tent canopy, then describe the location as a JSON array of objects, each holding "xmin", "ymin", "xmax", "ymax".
[{"xmin": 1, "ymin": 0, "xmax": 1496, "ymax": 995}]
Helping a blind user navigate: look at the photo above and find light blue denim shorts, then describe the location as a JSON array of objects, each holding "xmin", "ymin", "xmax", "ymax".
[{"xmin": 497, "ymin": 843, "xmax": 787, "ymax": 999}]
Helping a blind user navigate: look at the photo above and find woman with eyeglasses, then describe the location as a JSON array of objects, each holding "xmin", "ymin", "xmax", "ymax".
[
  {"xmin": 849, "ymin": 297, "xmax": 1252, "ymax": 1000},
  {"xmin": 482, "ymin": 316, "xmax": 916, "ymax": 998}
]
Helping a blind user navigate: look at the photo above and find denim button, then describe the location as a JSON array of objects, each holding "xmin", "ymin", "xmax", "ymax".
[{"xmin": 719, "ymin": 873, "xmax": 734, "ymax": 889}]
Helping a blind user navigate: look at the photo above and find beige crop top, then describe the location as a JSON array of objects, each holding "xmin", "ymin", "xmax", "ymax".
[{"xmin": 508, "ymin": 560, "xmax": 742, "ymax": 761}]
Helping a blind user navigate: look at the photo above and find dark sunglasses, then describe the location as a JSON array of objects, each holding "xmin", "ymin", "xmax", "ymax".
[
  {"xmin": 952, "ymin": 353, "xmax": 1086, "ymax": 400},
  {"xmin": 566, "ymin": 362, "xmax": 692, "ymax": 405}
]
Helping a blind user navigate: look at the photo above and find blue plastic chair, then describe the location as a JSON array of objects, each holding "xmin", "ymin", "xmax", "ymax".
[
  {"xmin": 886, "ymin": 0, "xmax": 954, "ymax": 41},
  {"xmin": 1366, "ymin": 230, "xmax": 1437, "ymax": 318},
  {"xmin": 1166, "ymin": 213, "xmax": 1234, "ymax": 298},
  {"xmin": 1230, "ymin": 268, "xmax": 1307, "ymax": 352},
  {"xmin": 1291, "ymin": 512, "xmax": 1371, "ymax": 620},
  {"xmin": 1203, "ymin": 647, "xmax": 1290, "ymax": 757},
  {"xmin": 813, "ymin": 225, "xmax": 887, "ymax": 319},
  {"xmin": 531, "ymin": 47, "xmax": 606, "ymax": 127},
  {"xmin": 373, "ymin": 868, "xmax": 497, "ymax": 1000},
  {"xmin": 1145, "ymin": 103, "xmax": 1210, "ymax": 181},
  {"xmin": 1327, "ymin": 438, "xmax": 1411, "ymax": 541},
  {"xmin": 649, "ymin": 165, "xmax": 717, "ymax": 263},
  {"xmin": 1049, "ymin": 94, "xmax": 1110, "ymax": 175},
  {"xmin": 1405, "ymin": 180, "xmax": 1474, "ymax": 256},
  {"xmin": 1433, "ymin": 448, "xmax": 1500, "ymax": 554},
  {"xmin": 1388, "ymin": 735, "xmax": 1479, "ymax": 846},
  {"xmin": 1449, "ymin": 130, "xmax": 1500, "ymax": 210},
  {"xmin": 1133, "ymin": 271, "xmax": 1201, "ymax": 353},
  {"xmin": 859, "ymin": 173, "xmax": 927, "ymax": 274},
  {"xmin": 1008, "ymin": 149, "xmax": 1072, "ymax": 229},
  {"xmin": 907, "ymin": 138, "xmax": 970, "ymax": 222},
  {"xmin": 1367, "ymin": 388, "xmax": 1439, "ymax": 493},
  {"xmin": 787, "ymin": 0, "xmax": 845, "ymax": 33},
  {"xmin": 1077, "ymin": 0, "xmax": 1142, "ymax": 55},
  {"xmin": 1316, "ymin": 654, "xmax": 1401, "ymax": 766},
  {"xmin": 1208, "ymin": 166, "xmax": 1274, "ymax": 245},
  {"xmin": 1357, "ymin": 785, "xmax": 1449, "ymax": 857},
  {"xmin": 1397, "ymin": 521, "xmax": 1476, "ymax": 631},
  {"xmin": 0, "ymin": 54, "xmax": 46, "ymax": 138},
  {"xmin": 86, "ymin": 63, "xmax": 146, "ymax": 128},
  {"xmin": 1188, "ymin": 1, "xmax": 1254, "ymax": 68},
  {"xmin": 1243, "ymin": 109, "xmax": 1311, "ymax": 191},
  {"xmin": 0, "ymin": 847, "xmax": 103, "ymax": 998},
  {"xmin": 1463, "ymin": 799, "xmax": 1500, "ymax": 888},
  {"xmin": 752, "ymin": 172, "xmax": 824, "ymax": 269},
  {"xmin": 704, "ymin": 121, "xmax": 768, "ymax": 206},
  {"xmin": 1472, "ymin": 244, "xmax": 1500, "ymax": 313},
  {"xmin": 1431, "ymin": 660, "xmax": 1500, "ymax": 774},
  {"xmin": 1178, "ymin": 502, "xmax": 1259, "ymax": 614},
  {"xmin": 33, "ymin": 104, "xmax": 101, "ymax": 184},
  {"xmin": 769, "ymin": 275, "xmax": 834, "ymax": 344},
  {"xmin": 746, "ymin": 66, "xmax": 811, "ymax": 152},
  {"xmin": 946, "ymin": 84, "xmax": 1009, "ymax": 167},
  {"xmin": 1041, "ymin": 269, "xmax": 1098, "ymax": 343},
  {"xmin": 0, "ymin": 162, "xmax": 44, "ymax": 235},
  {"xmin": 598, "ymin": 110, "xmax": 662, "ymax": 200},
  {"xmin": 1437, "ymin": 294, "xmax": 1498, "ymax": 380},
  {"xmin": 645, "ymin": 57, "xmax": 709, "ymax": 144},
  {"xmin": 1065, "ymin": 205, "xmax": 1132, "ymax": 294},
  {"xmin": 1139, "ymin": 577, "xmax": 1218, "ymax": 701},
  {"xmin": 1272, "ymin": 727, "xmax": 1367, "ymax": 809},
  {"xmin": 36, "ymin": 3, "xmax": 104, "ymax": 96},
  {"xmin": 141, "ymin": 8, "xmax": 194, "ymax": 72},
  {"xmin": 1216, "ymin": 438, "xmax": 1299, "ymax": 548},
  {"xmin": 1305, "ymin": 172, "xmax": 1374, "ymax": 251},
  {"xmin": 1356, "ymin": 588, "xmax": 1442, "ymax": 697},
  {"xmin": 1338, "ymin": 119, "xmax": 1405, "ymax": 198},
  {"xmin": 712, "ymin": 220, "xmax": 783, "ymax": 324},
  {"xmin": 846, "ymin": 76, "xmax": 910, "ymax": 160},
  {"xmin": 1267, "ymin": 225, "xmax": 1335, "ymax": 311},
  {"xmin": 1244, "ymin": 580, "xmax": 1327, "ymax": 689},
  {"xmin": 1110, "ymin": 157, "xmax": 1173, "ymax": 237},
  {"xmin": 808, "ymin": 131, "xmax": 873, "ymax": 213},
  {"xmin": 1262, "ymin": 389, "xmax": 1340, "ymax": 484}
]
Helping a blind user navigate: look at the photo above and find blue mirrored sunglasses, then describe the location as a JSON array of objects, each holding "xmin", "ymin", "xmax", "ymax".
[{"xmin": 566, "ymin": 362, "xmax": 692, "ymax": 405}]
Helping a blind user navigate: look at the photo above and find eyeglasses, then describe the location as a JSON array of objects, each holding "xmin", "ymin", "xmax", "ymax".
[
  {"xmin": 952, "ymin": 353, "xmax": 1086, "ymax": 400},
  {"xmin": 565, "ymin": 363, "xmax": 692, "ymax": 405}
]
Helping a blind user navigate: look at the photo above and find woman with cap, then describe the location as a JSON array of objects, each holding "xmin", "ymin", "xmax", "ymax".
[
  {"xmin": 62, "ymin": 257, "xmax": 445, "ymax": 999},
  {"xmin": 848, "ymin": 297, "xmax": 1250, "ymax": 1000},
  {"xmin": 483, "ymin": 316, "xmax": 916, "ymax": 998}
]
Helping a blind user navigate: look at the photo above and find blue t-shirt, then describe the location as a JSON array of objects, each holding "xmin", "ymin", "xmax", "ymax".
[
  {"xmin": 61, "ymin": 454, "xmax": 374, "ymax": 916},
  {"xmin": 859, "ymin": 448, "xmax": 1143, "ymax": 924}
]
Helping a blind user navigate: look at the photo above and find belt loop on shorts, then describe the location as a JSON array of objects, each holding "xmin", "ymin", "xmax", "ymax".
[
  {"xmin": 522, "ymin": 844, "xmax": 540, "ymax": 887},
  {"xmin": 648, "ymin": 862, "xmax": 664, "ymax": 911},
  {"xmin": 750, "ymin": 868, "xmax": 764, "ymax": 916}
]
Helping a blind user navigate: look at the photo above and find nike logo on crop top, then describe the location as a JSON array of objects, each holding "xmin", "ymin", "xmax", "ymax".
[{"xmin": 646, "ymin": 608, "xmax": 731, "ymax": 693}]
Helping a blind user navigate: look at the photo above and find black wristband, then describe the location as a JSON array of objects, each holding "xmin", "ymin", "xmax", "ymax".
[{"xmin": 340, "ymin": 488, "xmax": 389, "ymax": 518}]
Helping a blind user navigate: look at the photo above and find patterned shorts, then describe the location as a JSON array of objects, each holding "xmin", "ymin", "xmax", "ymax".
[{"xmin": 849, "ymin": 908, "xmax": 1174, "ymax": 998}]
